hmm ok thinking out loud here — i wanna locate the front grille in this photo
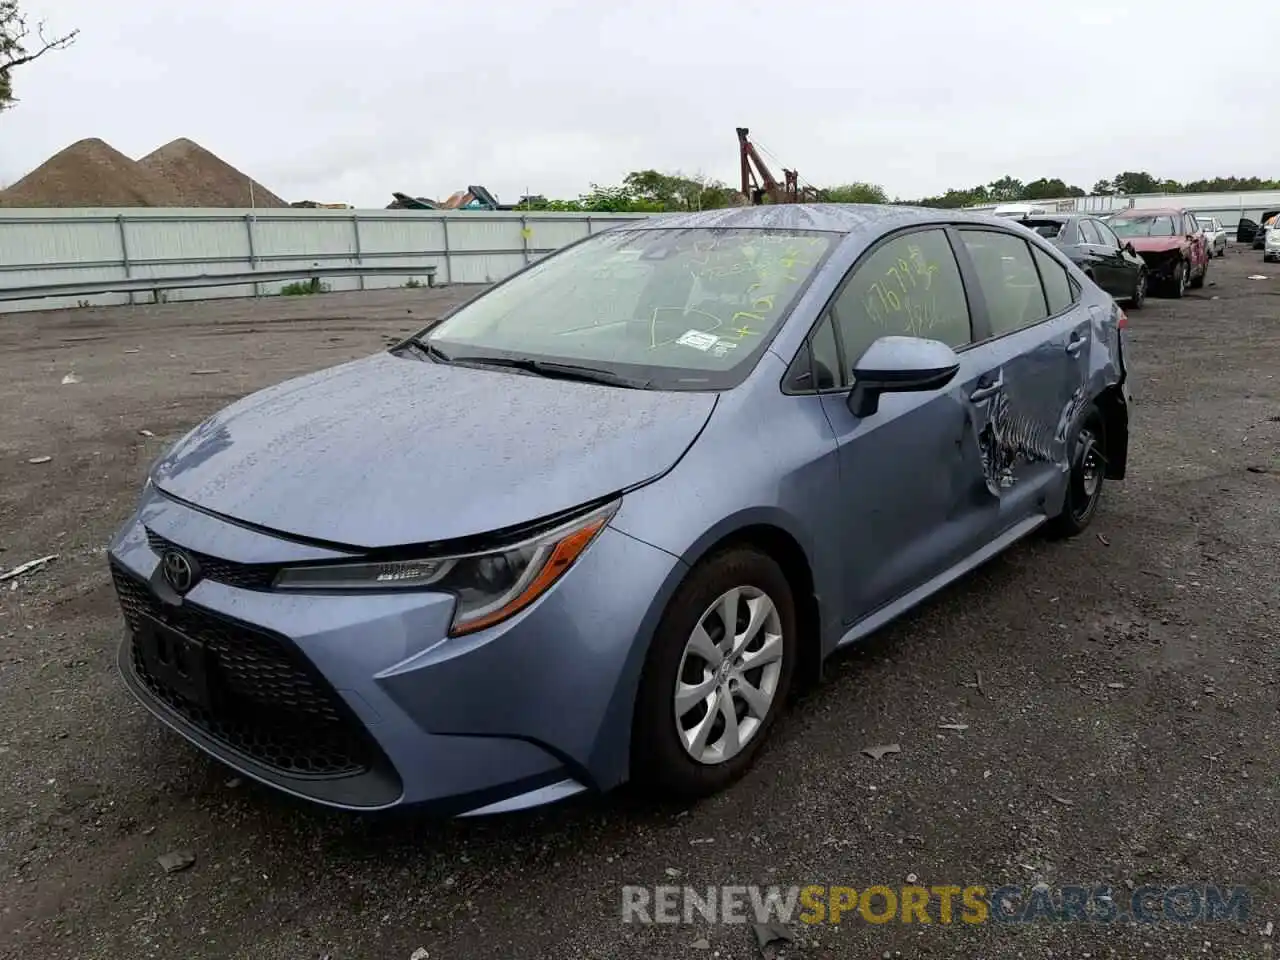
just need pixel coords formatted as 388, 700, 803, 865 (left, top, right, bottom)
112, 563, 376, 778
145, 529, 278, 590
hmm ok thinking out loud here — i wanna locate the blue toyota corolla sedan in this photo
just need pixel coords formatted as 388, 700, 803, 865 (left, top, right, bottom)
108, 205, 1129, 816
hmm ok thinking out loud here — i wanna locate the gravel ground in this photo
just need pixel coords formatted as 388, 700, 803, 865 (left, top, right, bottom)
1, 251, 1277, 960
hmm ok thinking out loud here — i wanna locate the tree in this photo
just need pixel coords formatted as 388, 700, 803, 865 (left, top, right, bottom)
916, 185, 990, 209
622, 169, 737, 212
987, 176, 1024, 202
0, 1, 78, 111
818, 182, 888, 204
1111, 171, 1161, 195
1022, 178, 1085, 200
577, 183, 665, 213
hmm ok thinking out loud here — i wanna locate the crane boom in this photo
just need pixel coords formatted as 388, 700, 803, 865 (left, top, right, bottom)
737, 126, 782, 204
737, 126, 816, 205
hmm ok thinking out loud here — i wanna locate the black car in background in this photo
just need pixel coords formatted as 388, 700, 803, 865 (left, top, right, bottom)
1017, 214, 1147, 308
1237, 208, 1280, 246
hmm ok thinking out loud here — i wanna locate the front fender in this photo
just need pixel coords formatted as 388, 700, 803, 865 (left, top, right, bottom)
609, 357, 844, 652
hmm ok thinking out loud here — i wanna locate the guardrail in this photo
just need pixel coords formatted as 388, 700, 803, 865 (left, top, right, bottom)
0, 264, 439, 303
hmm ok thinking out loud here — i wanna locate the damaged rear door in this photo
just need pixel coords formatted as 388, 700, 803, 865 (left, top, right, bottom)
952, 227, 1088, 530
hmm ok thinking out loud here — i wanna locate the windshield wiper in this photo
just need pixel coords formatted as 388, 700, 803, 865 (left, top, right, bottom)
396, 339, 453, 363
456, 355, 651, 389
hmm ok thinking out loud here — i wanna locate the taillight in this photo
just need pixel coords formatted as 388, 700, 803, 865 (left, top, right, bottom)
1117, 308, 1129, 330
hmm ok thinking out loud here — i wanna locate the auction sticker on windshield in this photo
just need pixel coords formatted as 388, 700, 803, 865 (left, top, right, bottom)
676, 330, 721, 351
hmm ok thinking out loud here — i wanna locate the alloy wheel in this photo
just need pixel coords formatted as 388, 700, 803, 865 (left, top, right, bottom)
673, 586, 784, 765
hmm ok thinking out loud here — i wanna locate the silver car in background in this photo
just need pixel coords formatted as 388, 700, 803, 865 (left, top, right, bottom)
1197, 217, 1227, 258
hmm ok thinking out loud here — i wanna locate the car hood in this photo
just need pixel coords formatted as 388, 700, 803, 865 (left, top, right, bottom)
151, 352, 717, 549
1125, 236, 1185, 253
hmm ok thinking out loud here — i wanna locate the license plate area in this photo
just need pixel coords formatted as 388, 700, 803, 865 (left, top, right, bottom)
136, 616, 215, 711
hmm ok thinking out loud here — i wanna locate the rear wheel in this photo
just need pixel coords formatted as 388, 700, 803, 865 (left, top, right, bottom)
1046, 406, 1106, 539
631, 547, 797, 799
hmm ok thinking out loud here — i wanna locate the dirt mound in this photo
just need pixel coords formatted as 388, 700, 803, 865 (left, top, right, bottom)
0, 138, 187, 208
138, 138, 287, 208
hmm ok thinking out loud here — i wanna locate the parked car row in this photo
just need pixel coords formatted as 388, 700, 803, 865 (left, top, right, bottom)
1016, 206, 1210, 302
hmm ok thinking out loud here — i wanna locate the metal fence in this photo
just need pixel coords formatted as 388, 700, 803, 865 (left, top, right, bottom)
0, 208, 651, 313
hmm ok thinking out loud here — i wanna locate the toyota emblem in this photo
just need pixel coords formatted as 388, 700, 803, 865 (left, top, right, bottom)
161, 549, 197, 594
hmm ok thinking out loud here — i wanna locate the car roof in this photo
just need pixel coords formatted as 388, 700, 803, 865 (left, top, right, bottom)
626, 203, 1027, 236
1111, 207, 1184, 218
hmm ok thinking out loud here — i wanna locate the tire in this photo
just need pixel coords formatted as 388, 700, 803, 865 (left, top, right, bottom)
630, 546, 798, 799
1167, 260, 1187, 298
1046, 406, 1106, 539
1189, 256, 1206, 289
1129, 269, 1147, 309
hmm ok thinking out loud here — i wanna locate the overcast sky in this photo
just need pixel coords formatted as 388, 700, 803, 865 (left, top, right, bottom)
3, 0, 1275, 207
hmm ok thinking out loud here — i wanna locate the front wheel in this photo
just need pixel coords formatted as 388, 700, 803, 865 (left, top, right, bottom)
1046, 407, 1106, 539
1167, 260, 1187, 298
1129, 269, 1147, 309
631, 547, 798, 799
1189, 257, 1207, 289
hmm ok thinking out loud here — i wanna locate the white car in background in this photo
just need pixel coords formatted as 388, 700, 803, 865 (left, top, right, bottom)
1197, 217, 1227, 258
1264, 222, 1280, 263
992, 202, 1052, 219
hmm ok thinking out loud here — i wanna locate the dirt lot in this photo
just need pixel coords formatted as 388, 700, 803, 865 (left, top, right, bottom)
1, 251, 1277, 960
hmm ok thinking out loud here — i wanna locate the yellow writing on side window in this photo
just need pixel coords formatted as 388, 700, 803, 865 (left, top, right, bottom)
860, 245, 946, 336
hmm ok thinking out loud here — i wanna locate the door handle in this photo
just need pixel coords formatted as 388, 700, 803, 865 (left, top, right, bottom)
969, 374, 1004, 402
1066, 334, 1088, 355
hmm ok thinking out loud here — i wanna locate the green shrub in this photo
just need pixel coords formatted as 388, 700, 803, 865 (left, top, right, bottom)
280, 278, 330, 296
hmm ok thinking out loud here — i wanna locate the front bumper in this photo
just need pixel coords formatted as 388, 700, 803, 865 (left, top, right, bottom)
1138, 252, 1184, 282
109, 487, 683, 814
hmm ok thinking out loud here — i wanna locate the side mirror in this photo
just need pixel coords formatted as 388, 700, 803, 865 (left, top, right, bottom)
847, 336, 961, 418
1123, 241, 1137, 255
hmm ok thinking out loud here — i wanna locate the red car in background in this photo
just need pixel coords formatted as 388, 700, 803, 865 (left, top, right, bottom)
1107, 207, 1209, 298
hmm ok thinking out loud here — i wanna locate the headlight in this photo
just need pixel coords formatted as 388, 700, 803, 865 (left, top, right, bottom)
273, 500, 618, 635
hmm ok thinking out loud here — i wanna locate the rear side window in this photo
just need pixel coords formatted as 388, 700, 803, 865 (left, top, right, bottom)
829, 228, 972, 366
1031, 245, 1075, 315
958, 230, 1050, 337
1023, 220, 1064, 239
1095, 221, 1121, 248
1078, 220, 1103, 245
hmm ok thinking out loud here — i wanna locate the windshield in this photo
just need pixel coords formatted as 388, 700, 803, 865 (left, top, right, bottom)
1110, 215, 1178, 238
1022, 220, 1065, 238
421, 227, 838, 390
